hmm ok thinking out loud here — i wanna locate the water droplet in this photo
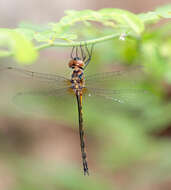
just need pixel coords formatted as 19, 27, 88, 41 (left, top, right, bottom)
119, 32, 127, 41
113, 98, 124, 103
118, 99, 124, 103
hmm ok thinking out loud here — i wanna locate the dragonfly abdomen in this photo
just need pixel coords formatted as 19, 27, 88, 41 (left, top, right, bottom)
76, 92, 89, 175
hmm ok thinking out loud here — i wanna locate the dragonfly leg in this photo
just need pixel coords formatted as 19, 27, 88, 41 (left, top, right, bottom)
76, 46, 78, 57
70, 46, 75, 59
84, 43, 94, 70
80, 43, 86, 61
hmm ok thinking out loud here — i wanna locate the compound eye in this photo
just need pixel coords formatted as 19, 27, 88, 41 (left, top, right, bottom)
74, 57, 80, 61
68, 60, 75, 68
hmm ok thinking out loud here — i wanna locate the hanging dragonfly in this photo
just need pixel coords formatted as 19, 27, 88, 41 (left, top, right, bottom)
1, 44, 145, 175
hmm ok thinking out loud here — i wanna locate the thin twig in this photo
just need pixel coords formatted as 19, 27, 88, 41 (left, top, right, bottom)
0, 33, 121, 58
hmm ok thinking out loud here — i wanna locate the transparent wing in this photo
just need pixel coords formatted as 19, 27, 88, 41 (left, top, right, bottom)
12, 87, 75, 111
84, 87, 147, 104
86, 71, 126, 83
14, 87, 71, 98
1, 67, 70, 88
11, 87, 77, 118
85, 69, 143, 87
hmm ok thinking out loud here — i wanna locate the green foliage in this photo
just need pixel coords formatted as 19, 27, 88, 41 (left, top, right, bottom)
0, 4, 170, 64
0, 3, 171, 190
138, 11, 160, 24
138, 4, 171, 23
0, 29, 38, 64
155, 4, 171, 18
8, 158, 111, 190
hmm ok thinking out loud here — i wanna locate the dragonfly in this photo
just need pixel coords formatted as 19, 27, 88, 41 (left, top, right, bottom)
1, 44, 145, 175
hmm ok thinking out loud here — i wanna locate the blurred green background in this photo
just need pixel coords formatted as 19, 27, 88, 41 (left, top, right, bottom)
0, 1, 171, 190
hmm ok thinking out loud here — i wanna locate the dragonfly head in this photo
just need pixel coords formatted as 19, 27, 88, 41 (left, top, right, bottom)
68, 57, 84, 69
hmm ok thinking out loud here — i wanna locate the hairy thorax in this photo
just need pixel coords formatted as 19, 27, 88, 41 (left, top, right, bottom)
71, 66, 85, 94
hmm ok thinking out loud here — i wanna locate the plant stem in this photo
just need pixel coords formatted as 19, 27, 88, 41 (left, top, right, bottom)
0, 33, 120, 58
36, 33, 120, 50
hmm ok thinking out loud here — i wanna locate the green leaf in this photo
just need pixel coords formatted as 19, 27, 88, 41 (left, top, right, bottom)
155, 4, 171, 18
138, 11, 160, 24
0, 29, 38, 64
99, 8, 144, 34
0, 50, 12, 57
49, 8, 144, 42
14, 28, 35, 40
18, 22, 49, 32
34, 30, 54, 42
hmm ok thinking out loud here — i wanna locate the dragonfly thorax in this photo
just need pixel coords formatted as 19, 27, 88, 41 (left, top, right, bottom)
68, 58, 84, 69
70, 66, 85, 93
